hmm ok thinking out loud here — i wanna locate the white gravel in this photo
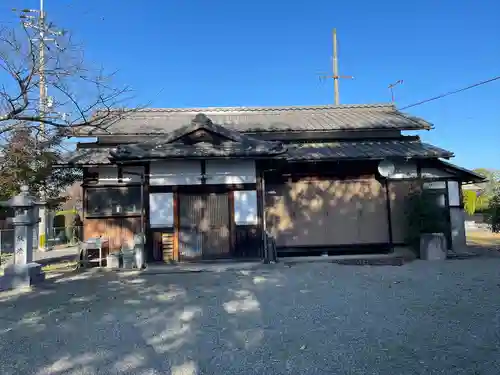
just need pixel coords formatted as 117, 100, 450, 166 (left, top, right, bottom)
1, 258, 500, 374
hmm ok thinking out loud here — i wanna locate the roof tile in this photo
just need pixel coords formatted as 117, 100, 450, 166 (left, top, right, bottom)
60, 139, 452, 166
75, 104, 432, 135
285, 140, 453, 161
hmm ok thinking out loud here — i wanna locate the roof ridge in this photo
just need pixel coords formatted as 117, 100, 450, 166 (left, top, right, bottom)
105, 103, 395, 114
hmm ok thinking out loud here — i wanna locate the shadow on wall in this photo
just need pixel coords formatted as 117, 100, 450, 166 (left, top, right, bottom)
265, 177, 390, 250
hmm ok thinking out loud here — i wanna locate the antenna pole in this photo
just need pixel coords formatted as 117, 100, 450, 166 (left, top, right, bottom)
388, 80, 404, 103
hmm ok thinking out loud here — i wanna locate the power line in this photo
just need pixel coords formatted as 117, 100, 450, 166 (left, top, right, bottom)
400, 75, 500, 110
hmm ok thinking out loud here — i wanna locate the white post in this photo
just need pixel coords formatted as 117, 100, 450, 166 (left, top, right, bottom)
37, 191, 49, 251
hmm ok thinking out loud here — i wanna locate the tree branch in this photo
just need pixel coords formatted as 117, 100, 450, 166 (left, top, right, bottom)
0, 19, 138, 137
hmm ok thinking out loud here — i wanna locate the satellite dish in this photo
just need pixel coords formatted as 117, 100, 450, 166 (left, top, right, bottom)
378, 159, 395, 177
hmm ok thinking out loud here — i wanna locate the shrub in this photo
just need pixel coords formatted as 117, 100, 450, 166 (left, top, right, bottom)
485, 185, 500, 233
463, 189, 488, 215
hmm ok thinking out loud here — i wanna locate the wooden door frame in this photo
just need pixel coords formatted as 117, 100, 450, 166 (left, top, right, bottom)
150, 183, 257, 262
175, 189, 234, 261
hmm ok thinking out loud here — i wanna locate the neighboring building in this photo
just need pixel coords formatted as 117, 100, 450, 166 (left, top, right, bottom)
60, 104, 484, 262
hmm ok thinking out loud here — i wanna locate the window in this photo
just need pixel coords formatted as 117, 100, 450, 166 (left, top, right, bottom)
447, 181, 460, 207
86, 187, 142, 216
149, 193, 174, 228
234, 190, 258, 225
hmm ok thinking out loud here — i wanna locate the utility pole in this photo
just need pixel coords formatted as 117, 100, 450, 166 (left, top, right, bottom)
332, 28, 340, 105
388, 80, 404, 103
13, 1, 64, 251
39, 0, 46, 136
319, 28, 354, 105
14, 0, 64, 138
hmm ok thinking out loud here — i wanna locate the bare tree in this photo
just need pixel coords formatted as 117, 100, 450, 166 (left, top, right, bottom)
0, 19, 133, 139
0, 16, 137, 200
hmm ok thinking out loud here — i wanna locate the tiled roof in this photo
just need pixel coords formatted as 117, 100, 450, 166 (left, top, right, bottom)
59, 139, 452, 166
110, 113, 286, 160
435, 160, 486, 183
59, 147, 115, 165
73, 104, 432, 135
283, 140, 453, 161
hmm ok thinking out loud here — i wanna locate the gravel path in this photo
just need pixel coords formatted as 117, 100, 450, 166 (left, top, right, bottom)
0, 258, 500, 375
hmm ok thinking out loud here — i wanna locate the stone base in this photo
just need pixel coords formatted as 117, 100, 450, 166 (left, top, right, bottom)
420, 233, 447, 261
0, 263, 46, 291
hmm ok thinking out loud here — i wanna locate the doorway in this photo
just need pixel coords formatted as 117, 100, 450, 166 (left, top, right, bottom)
178, 192, 231, 260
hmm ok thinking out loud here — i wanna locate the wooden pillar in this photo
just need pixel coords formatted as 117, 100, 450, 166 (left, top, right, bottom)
144, 163, 152, 262
82, 168, 88, 243
228, 190, 235, 256
255, 162, 266, 261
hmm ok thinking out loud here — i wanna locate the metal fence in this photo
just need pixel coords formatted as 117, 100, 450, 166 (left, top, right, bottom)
46, 225, 83, 247
0, 228, 15, 255
0, 225, 83, 255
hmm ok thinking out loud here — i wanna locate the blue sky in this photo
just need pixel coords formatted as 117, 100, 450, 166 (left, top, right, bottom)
2, 0, 499, 169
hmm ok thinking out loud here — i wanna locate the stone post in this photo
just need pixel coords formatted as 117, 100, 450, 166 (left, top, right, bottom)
0, 186, 45, 290
37, 191, 50, 251
134, 233, 145, 269
420, 233, 447, 260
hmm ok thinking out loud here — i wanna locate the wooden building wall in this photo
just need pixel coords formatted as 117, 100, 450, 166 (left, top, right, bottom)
80, 158, 464, 259
262, 158, 464, 253
82, 168, 144, 253
265, 176, 389, 249
84, 217, 141, 252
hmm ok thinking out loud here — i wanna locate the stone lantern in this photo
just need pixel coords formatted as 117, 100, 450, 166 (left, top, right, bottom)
0, 185, 45, 290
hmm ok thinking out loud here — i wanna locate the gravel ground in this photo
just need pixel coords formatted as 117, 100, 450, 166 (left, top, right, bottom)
0, 258, 500, 375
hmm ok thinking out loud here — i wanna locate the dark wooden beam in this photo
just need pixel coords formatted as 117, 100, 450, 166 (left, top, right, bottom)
200, 160, 207, 184
173, 192, 180, 262
228, 191, 235, 256
143, 163, 152, 262
255, 163, 266, 261
117, 166, 123, 183
87, 130, 406, 144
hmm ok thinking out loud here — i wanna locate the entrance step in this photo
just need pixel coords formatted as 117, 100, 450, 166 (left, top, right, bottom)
281, 247, 417, 267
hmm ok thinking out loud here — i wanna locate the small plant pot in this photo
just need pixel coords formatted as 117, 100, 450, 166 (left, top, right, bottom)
121, 251, 135, 269
106, 252, 121, 269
